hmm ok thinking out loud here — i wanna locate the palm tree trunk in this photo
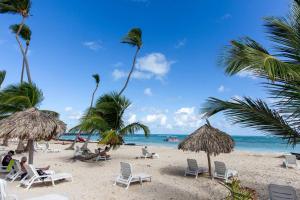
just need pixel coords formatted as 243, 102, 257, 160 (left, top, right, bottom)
28, 139, 34, 164
21, 43, 29, 83
2, 137, 8, 146
16, 140, 25, 154
81, 84, 99, 150
15, 17, 32, 84
65, 132, 80, 150
118, 47, 139, 96
207, 152, 212, 178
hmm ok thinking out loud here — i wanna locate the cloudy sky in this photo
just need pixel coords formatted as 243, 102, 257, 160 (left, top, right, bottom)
0, 0, 289, 135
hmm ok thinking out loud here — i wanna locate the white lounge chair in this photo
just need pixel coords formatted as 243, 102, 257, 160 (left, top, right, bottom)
19, 165, 72, 190
0, 179, 18, 200
141, 148, 159, 159
94, 149, 109, 161
214, 161, 238, 182
5, 160, 23, 182
44, 143, 60, 153
269, 184, 298, 200
184, 159, 208, 178
114, 162, 151, 189
74, 146, 83, 157
34, 142, 47, 151
283, 155, 298, 169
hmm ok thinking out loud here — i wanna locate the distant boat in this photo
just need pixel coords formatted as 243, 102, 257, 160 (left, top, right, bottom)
163, 136, 179, 142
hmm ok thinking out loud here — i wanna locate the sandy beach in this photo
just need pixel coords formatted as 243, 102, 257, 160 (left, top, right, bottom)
2, 142, 300, 200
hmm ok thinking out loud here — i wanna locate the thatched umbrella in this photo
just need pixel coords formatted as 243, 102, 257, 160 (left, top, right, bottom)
0, 108, 66, 164
178, 120, 234, 177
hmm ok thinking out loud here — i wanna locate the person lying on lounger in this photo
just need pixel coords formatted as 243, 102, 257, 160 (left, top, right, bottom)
97, 146, 110, 159
20, 156, 51, 179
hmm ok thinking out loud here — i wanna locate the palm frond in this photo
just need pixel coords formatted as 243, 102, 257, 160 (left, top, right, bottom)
119, 122, 150, 137
0, 0, 31, 16
92, 74, 100, 84
10, 24, 31, 41
0, 70, 6, 87
202, 97, 300, 146
0, 82, 43, 111
99, 130, 123, 149
220, 37, 300, 81
121, 28, 142, 48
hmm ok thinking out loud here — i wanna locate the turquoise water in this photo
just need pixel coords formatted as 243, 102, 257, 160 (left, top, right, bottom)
59, 134, 300, 153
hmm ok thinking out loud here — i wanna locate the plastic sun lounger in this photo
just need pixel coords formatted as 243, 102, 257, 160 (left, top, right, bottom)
114, 162, 151, 189
214, 161, 238, 183
0, 179, 18, 200
19, 165, 72, 190
44, 143, 60, 153
283, 154, 299, 169
5, 160, 24, 182
269, 184, 298, 200
184, 159, 208, 178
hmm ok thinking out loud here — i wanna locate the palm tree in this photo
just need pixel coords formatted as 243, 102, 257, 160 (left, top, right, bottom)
9, 24, 31, 83
0, 70, 6, 88
202, 0, 300, 146
0, 0, 32, 83
118, 28, 142, 96
80, 92, 150, 149
0, 82, 43, 146
66, 74, 100, 150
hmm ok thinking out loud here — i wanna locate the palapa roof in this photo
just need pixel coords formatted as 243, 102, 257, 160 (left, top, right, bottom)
178, 123, 234, 156
0, 107, 66, 140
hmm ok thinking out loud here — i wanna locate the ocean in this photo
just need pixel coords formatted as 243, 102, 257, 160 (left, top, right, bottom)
59, 134, 300, 153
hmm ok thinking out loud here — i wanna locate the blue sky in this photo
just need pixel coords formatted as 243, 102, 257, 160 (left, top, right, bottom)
0, 0, 290, 135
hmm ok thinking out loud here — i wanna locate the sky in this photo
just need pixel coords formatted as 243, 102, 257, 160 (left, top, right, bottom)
0, 0, 291, 135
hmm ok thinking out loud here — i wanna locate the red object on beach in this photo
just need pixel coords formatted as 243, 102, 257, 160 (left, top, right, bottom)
77, 136, 86, 142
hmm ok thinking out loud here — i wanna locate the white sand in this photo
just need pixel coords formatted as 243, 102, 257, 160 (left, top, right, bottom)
3, 142, 300, 200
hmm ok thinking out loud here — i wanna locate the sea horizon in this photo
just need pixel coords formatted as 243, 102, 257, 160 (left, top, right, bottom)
59, 133, 300, 153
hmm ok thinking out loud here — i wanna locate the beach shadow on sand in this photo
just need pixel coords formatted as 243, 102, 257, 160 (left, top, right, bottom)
133, 182, 213, 200
159, 165, 210, 179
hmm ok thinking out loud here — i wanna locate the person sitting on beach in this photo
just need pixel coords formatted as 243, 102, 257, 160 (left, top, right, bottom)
20, 156, 51, 179
97, 146, 110, 159
2, 150, 14, 166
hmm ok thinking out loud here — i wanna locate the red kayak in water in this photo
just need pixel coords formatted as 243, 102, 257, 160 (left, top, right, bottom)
77, 136, 86, 142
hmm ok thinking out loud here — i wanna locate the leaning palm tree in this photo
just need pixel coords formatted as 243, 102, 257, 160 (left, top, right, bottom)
10, 24, 31, 83
80, 92, 150, 149
118, 28, 142, 95
0, 0, 32, 83
66, 74, 100, 150
202, 0, 300, 146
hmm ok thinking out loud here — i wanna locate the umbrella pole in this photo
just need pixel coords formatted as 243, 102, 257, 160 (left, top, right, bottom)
207, 152, 212, 178
28, 139, 34, 164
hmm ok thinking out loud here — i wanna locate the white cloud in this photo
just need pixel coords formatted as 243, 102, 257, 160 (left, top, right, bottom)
218, 85, 225, 92
221, 13, 232, 20
68, 111, 83, 120
112, 69, 152, 80
136, 53, 173, 78
144, 114, 167, 126
127, 113, 137, 124
64, 107, 73, 112
112, 53, 173, 81
113, 62, 123, 67
175, 38, 187, 49
237, 71, 257, 80
82, 41, 103, 51
174, 107, 203, 128
144, 88, 153, 96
